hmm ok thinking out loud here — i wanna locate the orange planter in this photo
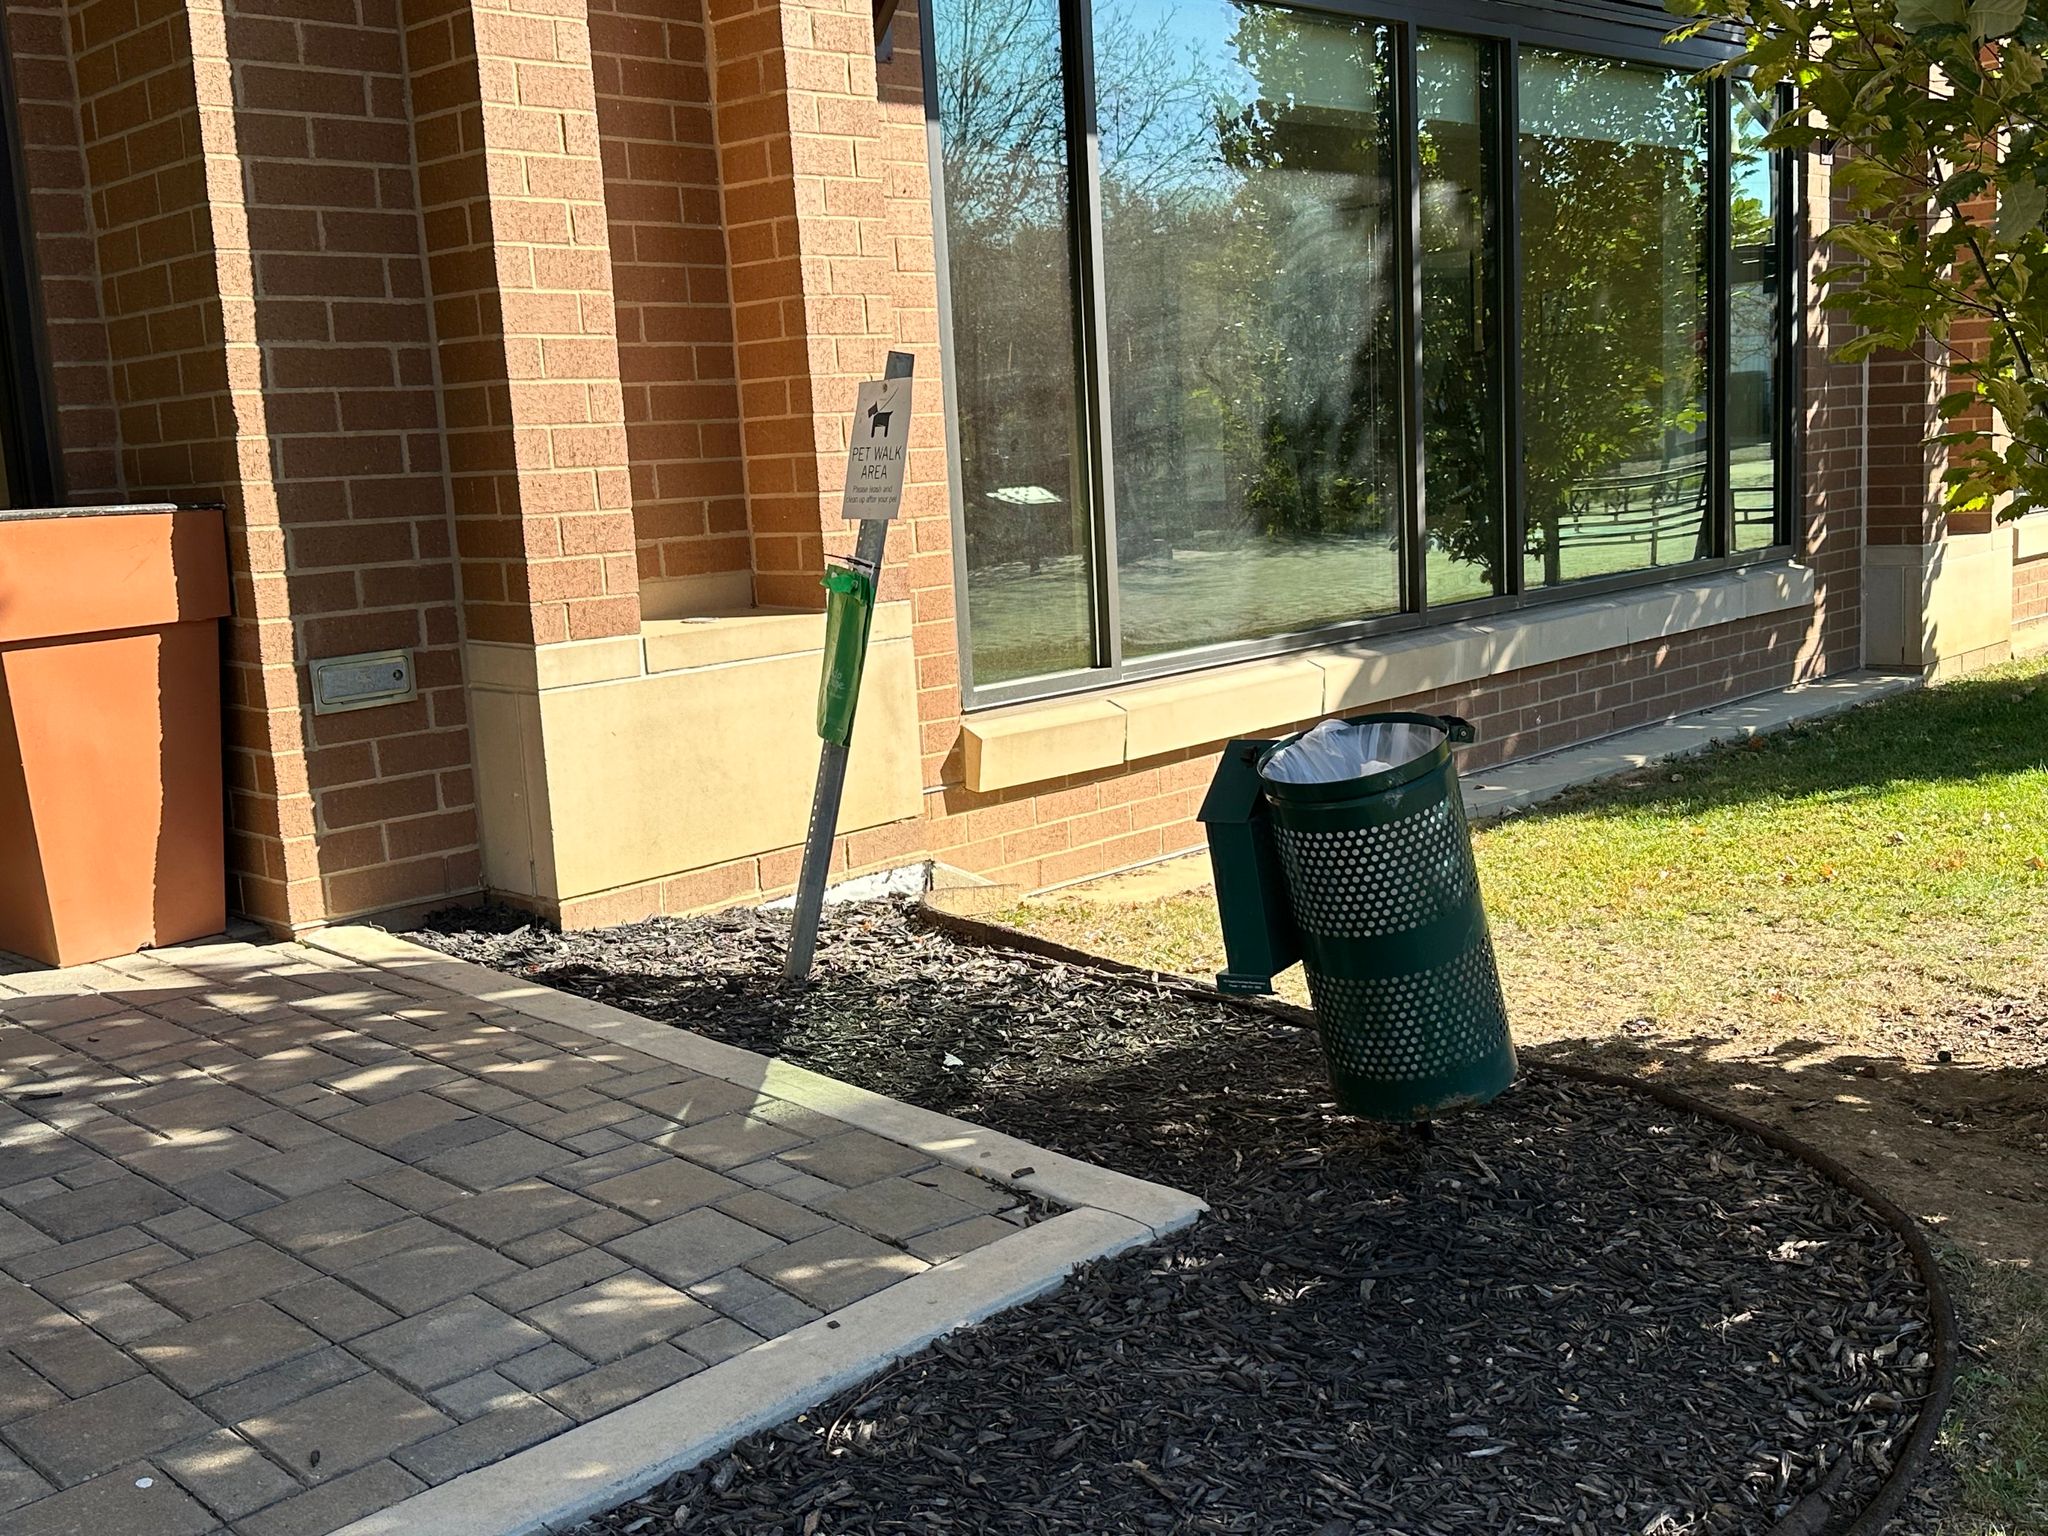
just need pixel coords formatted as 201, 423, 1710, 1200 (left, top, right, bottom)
0, 506, 230, 966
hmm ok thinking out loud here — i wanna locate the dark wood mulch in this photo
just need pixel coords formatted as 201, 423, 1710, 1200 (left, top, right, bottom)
413, 902, 1939, 1535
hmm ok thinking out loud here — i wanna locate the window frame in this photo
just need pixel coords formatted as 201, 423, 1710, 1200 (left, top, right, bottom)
0, 39, 61, 508
924, 0, 1801, 711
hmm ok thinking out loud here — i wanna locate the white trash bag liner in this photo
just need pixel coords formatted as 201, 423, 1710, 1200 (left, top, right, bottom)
1261, 718, 1443, 785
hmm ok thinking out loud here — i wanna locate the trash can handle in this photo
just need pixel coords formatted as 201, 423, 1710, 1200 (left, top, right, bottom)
1439, 715, 1475, 745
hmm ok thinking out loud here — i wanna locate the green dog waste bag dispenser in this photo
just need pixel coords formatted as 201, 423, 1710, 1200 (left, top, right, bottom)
1199, 713, 1516, 1121
815, 561, 874, 747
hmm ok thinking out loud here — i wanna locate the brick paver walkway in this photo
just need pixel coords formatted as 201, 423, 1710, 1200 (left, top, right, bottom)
0, 938, 1029, 1536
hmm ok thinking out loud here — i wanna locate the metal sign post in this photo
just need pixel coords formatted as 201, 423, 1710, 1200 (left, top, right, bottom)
783, 350, 914, 984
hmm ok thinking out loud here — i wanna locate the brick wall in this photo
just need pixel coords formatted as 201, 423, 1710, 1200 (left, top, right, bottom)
68, 0, 224, 496
2018, 547, 2048, 628
1864, 186, 1982, 545
1, 0, 120, 499
220, 0, 479, 920
403, 0, 641, 648
705, 0, 898, 608
1861, 346, 1942, 548
65, 0, 320, 921
587, 0, 750, 609
915, 609, 1834, 892
535, 1, 947, 930
49, 0, 486, 925
1801, 155, 1864, 667
876, 13, 959, 794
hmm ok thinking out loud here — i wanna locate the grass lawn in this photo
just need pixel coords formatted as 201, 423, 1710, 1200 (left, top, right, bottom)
1002, 656, 2048, 1533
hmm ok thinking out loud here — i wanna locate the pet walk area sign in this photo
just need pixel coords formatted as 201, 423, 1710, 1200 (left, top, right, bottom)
786, 353, 914, 985
840, 377, 910, 521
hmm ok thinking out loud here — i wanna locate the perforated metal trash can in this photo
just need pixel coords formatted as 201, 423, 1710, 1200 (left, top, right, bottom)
1257, 713, 1516, 1121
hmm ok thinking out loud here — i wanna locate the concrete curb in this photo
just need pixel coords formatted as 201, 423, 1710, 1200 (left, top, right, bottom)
300, 925, 1205, 1241
332, 1206, 1152, 1536
1463, 670, 1920, 824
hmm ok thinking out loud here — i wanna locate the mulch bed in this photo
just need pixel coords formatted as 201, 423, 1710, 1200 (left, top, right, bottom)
413, 902, 1941, 1536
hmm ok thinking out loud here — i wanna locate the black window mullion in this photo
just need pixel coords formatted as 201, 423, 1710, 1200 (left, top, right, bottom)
1709, 74, 1731, 560
1061, 0, 1122, 674
1397, 24, 1426, 618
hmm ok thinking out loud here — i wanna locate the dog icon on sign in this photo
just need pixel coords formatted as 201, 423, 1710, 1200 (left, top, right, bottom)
867, 400, 894, 438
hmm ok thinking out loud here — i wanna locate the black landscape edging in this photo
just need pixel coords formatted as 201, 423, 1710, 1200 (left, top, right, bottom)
914, 902, 1961, 1536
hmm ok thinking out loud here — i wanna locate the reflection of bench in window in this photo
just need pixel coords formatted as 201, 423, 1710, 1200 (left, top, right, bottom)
1732, 479, 1776, 544
1535, 465, 1709, 570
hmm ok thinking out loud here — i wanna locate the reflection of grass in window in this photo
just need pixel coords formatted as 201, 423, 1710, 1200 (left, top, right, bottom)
1519, 51, 1707, 588
1731, 442, 1778, 549
966, 448, 1785, 682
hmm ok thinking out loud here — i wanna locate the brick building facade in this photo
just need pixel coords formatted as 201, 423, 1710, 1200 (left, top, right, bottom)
0, 0, 2043, 939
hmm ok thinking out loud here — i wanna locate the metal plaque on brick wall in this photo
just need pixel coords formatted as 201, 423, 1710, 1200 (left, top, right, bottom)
311, 649, 416, 715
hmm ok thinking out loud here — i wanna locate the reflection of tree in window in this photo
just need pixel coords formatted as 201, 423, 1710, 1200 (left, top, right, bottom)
1099, 0, 1403, 657
930, 0, 1095, 684
1519, 49, 1708, 588
1729, 79, 1781, 551
1418, 32, 1502, 604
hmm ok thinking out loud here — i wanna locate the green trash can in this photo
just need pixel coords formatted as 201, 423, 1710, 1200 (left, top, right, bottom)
1199, 713, 1516, 1121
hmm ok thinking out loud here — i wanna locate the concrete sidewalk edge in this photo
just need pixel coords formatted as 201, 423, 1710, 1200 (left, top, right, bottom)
331, 1207, 1151, 1536
1461, 669, 1921, 823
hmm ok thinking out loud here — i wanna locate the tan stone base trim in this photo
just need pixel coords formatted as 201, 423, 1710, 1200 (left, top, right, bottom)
963, 562, 1818, 793
465, 605, 923, 917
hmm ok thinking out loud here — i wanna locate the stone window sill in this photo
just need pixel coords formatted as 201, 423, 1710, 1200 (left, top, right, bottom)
961, 562, 1817, 794
467, 603, 913, 693
2016, 514, 2048, 562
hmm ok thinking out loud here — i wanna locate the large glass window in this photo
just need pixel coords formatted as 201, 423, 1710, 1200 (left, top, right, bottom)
1418, 32, 1503, 605
927, 3, 1798, 701
929, 0, 1097, 686
1100, 2, 1402, 656
1729, 78, 1786, 552
1518, 49, 1708, 587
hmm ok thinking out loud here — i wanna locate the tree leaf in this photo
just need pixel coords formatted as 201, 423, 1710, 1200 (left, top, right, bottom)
2003, 43, 2046, 88
1969, 0, 2027, 39
1895, 0, 1964, 31
1997, 176, 2048, 242
1936, 167, 1991, 206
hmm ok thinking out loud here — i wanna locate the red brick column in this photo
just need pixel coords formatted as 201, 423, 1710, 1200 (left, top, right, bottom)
65, 0, 319, 925
704, 0, 899, 607
1861, 345, 1944, 551
588, 0, 750, 614
62, 0, 491, 926
404, 0, 641, 646
214, 0, 483, 920
1796, 153, 1871, 674
874, 11, 956, 785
